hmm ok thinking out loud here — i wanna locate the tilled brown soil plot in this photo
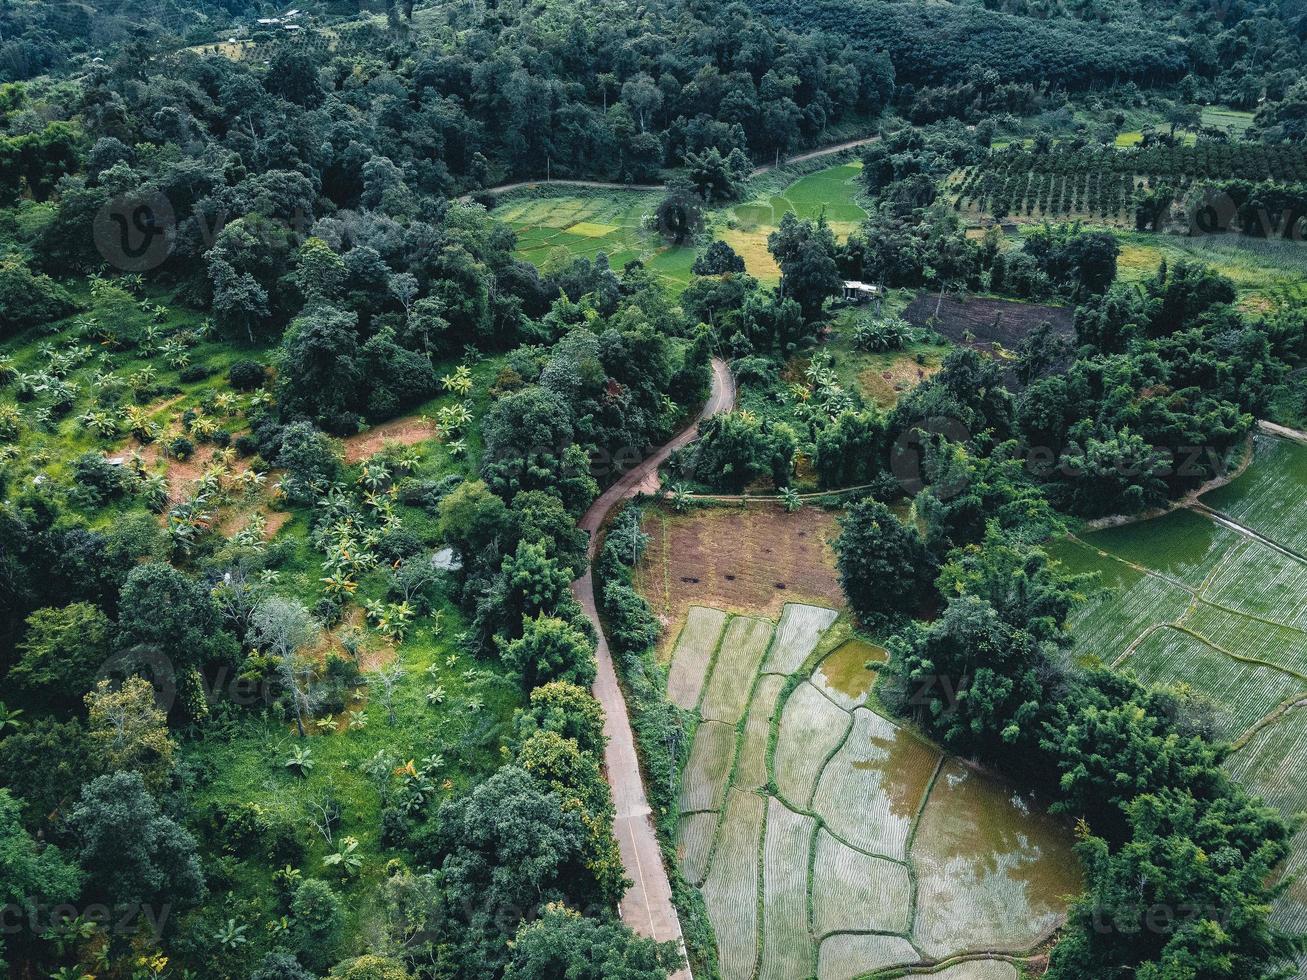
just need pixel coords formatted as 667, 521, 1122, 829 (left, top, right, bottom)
904, 292, 1074, 352
632, 502, 844, 656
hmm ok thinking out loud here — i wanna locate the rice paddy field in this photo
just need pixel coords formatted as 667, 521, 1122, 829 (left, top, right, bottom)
494, 161, 868, 290
1048, 433, 1307, 976
669, 602, 1082, 980
492, 190, 701, 291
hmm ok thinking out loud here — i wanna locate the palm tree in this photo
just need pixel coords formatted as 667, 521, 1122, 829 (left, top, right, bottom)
779, 486, 803, 512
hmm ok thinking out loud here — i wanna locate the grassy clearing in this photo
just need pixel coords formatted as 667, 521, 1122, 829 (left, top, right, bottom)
1202, 106, 1256, 136
1112, 230, 1307, 310
495, 189, 699, 292
723, 162, 868, 283
495, 161, 869, 289
666, 605, 729, 707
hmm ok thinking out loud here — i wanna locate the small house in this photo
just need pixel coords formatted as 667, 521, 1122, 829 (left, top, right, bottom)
842, 280, 880, 303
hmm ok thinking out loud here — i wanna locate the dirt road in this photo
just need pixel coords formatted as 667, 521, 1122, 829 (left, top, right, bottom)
469, 133, 879, 199
571, 358, 735, 978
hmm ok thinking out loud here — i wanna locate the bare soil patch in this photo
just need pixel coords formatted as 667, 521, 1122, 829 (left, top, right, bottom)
342, 414, 438, 464
633, 502, 844, 655
857, 352, 943, 408
903, 293, 1074, 352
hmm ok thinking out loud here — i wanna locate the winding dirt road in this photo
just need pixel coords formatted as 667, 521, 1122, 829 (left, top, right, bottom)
572, 358, 735, 977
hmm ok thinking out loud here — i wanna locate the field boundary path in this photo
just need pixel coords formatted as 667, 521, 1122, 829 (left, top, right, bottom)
572, 358, 735, 978
1259, 419, 1307, 445
467, 133, 879, 199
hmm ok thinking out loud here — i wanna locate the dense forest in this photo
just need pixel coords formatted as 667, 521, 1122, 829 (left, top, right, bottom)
3, 0, 1307, 978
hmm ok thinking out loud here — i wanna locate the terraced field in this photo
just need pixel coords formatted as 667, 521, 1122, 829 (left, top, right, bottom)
668, 603, 1081, 980
495, 161, 868, 289
493, 191, 700, 291
1049, 433, 1307, 977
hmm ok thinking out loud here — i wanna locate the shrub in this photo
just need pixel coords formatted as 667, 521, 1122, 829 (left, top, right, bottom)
70, 451, 126, 506
228, 359, 269, 391
0, 255, 75, 337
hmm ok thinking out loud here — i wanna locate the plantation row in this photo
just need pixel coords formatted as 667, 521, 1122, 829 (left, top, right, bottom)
983, 143, 1307, 182
952, 168, 1142, 219
951, 141, 1307, 220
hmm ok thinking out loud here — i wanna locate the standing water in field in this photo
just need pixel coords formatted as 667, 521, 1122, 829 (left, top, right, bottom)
672, 603, 1082, 979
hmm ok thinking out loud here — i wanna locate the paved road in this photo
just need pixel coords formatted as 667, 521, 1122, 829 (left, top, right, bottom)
469, 132, 879, 199
571, 358, 735, 978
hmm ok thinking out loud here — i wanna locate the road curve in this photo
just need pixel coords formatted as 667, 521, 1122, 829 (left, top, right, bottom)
571, 358, 735, 977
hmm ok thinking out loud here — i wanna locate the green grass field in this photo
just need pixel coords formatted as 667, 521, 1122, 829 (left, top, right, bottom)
1049, 435, 1307, 976
495, 190, 700, 291
0, 278, 519, 948
1111, 229, 1307, 310
672, 602, 1080, 980
496, 161, 869, 289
